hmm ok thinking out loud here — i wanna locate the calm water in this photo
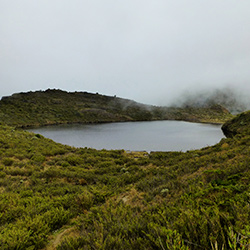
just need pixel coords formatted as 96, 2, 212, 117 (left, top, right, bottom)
27, 121, 224, 152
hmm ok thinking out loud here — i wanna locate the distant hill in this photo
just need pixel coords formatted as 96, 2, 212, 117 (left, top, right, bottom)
174, 87, 249, 114
0, 89, 232, 127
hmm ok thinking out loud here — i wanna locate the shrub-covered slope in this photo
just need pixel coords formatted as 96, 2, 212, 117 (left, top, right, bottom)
222, 110, 250, 138
0, 110, 250, 249
0, 89, 232, 127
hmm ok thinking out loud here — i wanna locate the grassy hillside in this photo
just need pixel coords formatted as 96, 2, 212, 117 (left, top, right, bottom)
1, 109, 250, 249
222, 111, 250, 138
0, 89, 232, 127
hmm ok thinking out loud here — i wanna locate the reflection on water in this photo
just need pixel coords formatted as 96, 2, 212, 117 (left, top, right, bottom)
27, 121, 224, 152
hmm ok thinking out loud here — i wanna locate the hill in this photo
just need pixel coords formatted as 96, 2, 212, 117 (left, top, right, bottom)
0, 89, 232, 127
174, 87, 249, 115
222, 110, 250, 138
0, 101, 250, 248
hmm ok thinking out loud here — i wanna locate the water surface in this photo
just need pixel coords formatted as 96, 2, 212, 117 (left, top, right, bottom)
27, 121, 224, 152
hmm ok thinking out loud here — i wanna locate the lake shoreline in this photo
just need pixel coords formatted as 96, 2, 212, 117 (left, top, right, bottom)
26, 120, 224, 152
21, 117, 225, 130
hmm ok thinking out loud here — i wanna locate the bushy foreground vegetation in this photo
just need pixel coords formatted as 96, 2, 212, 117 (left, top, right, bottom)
0, 89, 232, 127
0, 89, 244, 249
1, 108, 250, 249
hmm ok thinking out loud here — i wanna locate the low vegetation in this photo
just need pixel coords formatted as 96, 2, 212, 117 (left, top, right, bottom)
0, 89, 232, 127
222, 110, 250, 138
1, 89, 248, 249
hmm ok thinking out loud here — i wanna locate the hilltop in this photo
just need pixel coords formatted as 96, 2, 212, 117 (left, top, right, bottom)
0, 89, 232, 127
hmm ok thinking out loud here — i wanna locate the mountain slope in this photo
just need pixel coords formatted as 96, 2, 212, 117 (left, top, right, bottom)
0, 89, 232, 127
222, 110, 250, 138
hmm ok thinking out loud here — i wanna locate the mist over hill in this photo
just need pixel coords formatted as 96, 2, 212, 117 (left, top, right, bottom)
0, 89, 232, 127
171, 86, 250, 114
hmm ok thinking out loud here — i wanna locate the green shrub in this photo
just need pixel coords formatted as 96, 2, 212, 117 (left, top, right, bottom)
43, 207, 71, 231
2, 158, 14, 166
0, 215, 50, 249
31, 154, 46, 164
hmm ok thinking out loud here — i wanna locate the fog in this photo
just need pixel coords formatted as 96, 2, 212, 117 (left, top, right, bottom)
171, 85, 250, 114
1, 1, 250, 106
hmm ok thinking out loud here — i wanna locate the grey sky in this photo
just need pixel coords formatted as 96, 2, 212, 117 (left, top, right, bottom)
1, 0, 250, 105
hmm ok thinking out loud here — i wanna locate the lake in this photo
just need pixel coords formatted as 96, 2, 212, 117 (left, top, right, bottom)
26, 121, 225, 152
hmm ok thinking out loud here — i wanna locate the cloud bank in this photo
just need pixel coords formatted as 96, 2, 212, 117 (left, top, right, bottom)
1, 0, 250, 105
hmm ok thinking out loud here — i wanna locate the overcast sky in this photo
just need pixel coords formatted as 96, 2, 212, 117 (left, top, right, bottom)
1, 1, 250, 105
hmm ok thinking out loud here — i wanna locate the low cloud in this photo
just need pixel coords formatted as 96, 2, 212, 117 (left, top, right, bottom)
170, 85, 250, 114
0, 1, 250, 107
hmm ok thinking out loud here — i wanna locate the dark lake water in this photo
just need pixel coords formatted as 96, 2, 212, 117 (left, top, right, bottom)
27, 121, 225, 152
